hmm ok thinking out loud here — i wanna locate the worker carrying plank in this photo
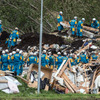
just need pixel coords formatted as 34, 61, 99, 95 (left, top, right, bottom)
91, 18, 99, 29
69, 16, 77, 37
76, 18, 85, 38
57, 11, 63, 34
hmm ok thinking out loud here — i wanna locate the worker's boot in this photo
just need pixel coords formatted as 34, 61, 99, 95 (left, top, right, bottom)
58, 31, 61, 35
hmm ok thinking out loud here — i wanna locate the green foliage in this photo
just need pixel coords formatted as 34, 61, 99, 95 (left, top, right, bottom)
0, 0, 100, 34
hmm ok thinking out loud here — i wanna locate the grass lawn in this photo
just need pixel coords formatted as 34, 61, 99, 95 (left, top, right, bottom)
0, 78, 100, 100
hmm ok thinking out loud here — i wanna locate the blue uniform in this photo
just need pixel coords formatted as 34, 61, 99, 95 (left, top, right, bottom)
9, 30, 19, 47
55, 55, 63, 69
0, 56, 2, 70
63, 56, 68, 61
19, 55, 25, 74
9, 55, 14, 71
74, 57, 80, 65
41, 54, 49, 68
57, 14, 63, 31
91, 54, 98, 60
69, 56, 75, 67
1, 54, 10, 71
77, 20, 83, 37
0, 24, 2, 33
69, 19, 77, 35
91, 20, 99, 29
80, 54, 89, 63
27, 55, 38, 65
5, 38, 12, 49
12, 53, 22, 75
49, 55, 54, 69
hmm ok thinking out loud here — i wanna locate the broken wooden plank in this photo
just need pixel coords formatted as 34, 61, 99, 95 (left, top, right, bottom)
27, 64, 34, 81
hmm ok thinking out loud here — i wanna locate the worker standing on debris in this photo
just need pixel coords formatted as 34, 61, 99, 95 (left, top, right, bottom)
27, 52, 37, 66
19, 50, 25, 74
69, 16, 77, 37
48, 52, 54, 69
41, 50, 49, 68
90, 51, 98, 61
55, 52, 63, 69
91, 18, 99, 29
1, 50, 10, 71
77, 18, 85, 38
79, 50, 89, 63
9, 27, 19, 47
57, 11, 63, 34
11, 49, 22, 75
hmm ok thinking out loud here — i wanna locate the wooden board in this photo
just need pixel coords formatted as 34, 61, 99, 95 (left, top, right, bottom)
0, 70, 5, 77
61, 73, 79, 93
32, 64, 53, 80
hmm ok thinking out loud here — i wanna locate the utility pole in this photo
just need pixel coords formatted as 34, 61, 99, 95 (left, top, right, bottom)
37, 0, 43, 94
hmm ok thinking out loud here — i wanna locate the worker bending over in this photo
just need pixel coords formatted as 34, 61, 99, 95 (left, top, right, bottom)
69, 16, 77, 37
9, 27, 19, 47
57, 11, 63, 34
91, 18, 99, 29
77, 18, 85, 38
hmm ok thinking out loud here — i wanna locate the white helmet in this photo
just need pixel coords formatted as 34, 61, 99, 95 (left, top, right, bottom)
2, 50, 5, 54
59, 11, 63, 15
92, 18, 96, 21
12, 51, 16, 54
74, 16, 77, 19
9, 53, 12, 56
77, 53, 80, 56
82, 50, 85, 53
15, 27, 18, 30
16, 49, 20, 52
33, 53, 37, 56
82, 18, 85, 21
19, 50, 23, 54
5, 49, 9, 53
43, 50, 46, 54
64, 52, 67, 56
57, 52, 61, 55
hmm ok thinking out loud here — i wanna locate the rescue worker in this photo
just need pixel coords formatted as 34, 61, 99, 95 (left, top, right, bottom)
91, 18, 99, 29
48, 52, 54, 69
19, 50, 25, 74
69, 16, 77, 36
0, 20, 2, 43
69, 54, 75, 67
90, 51, 98, 61
27, 52, 37, 66
1, 50, 10, 71
8, 53, 13, 71
11, 49, 22, 75
9, 27, 19, 47
57, 11, 63, 34
74, 54, 80, 65
41, 50, 49, 68
79, 50, 89, 64
77, 18, 85, 38
63, 52, 68, 61
5, 38, 12, 49
55, 52, 63, 70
